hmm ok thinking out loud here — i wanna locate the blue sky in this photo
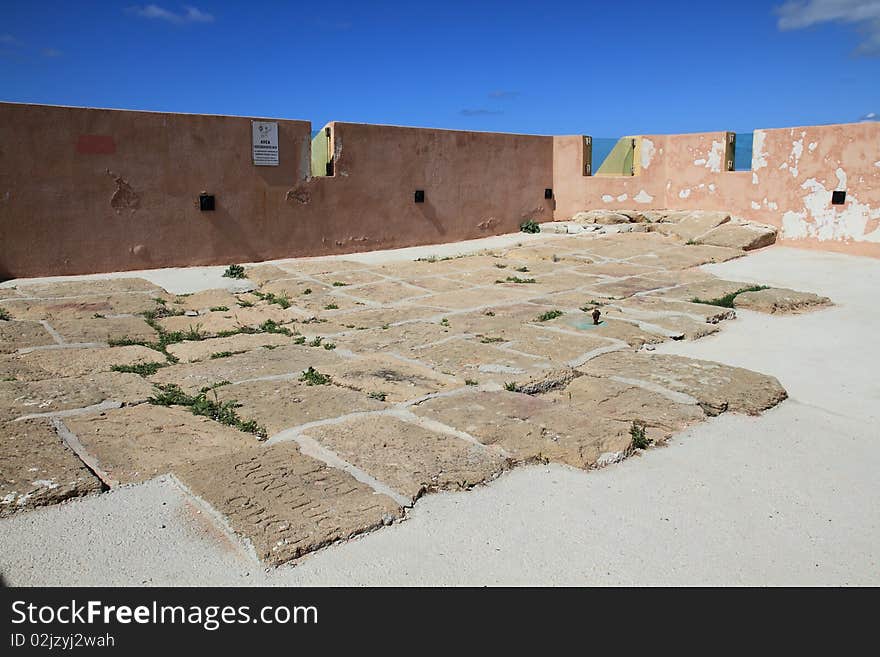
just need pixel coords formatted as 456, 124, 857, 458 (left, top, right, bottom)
1, 1, 878, 136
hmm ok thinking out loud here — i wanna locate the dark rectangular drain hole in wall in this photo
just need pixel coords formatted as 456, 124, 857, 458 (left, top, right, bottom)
831, 190, 846, 205
414, 190, 425, 203
544, 188, 553, 199
199, 194, 215, 211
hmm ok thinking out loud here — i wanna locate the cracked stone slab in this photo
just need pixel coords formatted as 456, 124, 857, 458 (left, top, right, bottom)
607, 295, 736, 324
694, 222, 777, 251
649, 210, 730, 241
0, 418, 103, 517
628, 244, 744, 270
157, 306, 303, 336
733, 287, 832, 314
332, 305, 446, 329
0, 320, 57, 353
332, 322, 452, 353
148, 344, 344, 393
167, 289, 241, 313
50, 316, 158, 344
243, 264, 302, 286
65, 405, 257, 485
0, 294, 164, 320
589, 270, 711, 299
166, 333, 302, 363
310, 269, 387, 288
214, 379, 388, 435
407, 337, 552, 384
411, 390, 634, 470
176, 442, 403, 566
653, 279, 757, 304
303, 415, 507, 502
501, 326, 618, 364
544, 375, 705, 434
323, 354, 461, 402
0, 345, 164, 381
0, 372, 154, 422
13, 278, 163, 298
577, 351, 787, 416
556, 314, 667, 348
338, 280, 432, 305
424, 286, 540, 310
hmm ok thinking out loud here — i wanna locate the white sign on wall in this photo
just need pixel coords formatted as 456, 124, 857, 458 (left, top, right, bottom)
252, 121, 279, 166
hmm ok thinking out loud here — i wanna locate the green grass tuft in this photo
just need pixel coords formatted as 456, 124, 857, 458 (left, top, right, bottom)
299, 367, 331, 386
222, 264, 246, 279
520, 219, 540, 234
110, 362, 166, 376
536, 309, 563, 322
690, 285, 770, 308
630, 420, 652, 449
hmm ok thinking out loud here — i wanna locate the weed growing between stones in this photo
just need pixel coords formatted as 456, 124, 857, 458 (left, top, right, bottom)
480, 336, 505, 343
237, 299, 254, 308
691, 285, 770, 308
209, 306, 229, 312
222, 264, 246, 279
300, 367, 331, 386
253, 290, 291, 309
368, 391, 387, 401
110, 362, 167, 376
332, 281, 347, 287
520, 219, 540, 234
504, 381, 518, 392
148, 383, 268, 439
536, 310, 563, 322
210, 350, 246, 359
630, 420, 651, 449
496, 276, 537, 284
324, 303, 339, 310
465, 379, 478, 386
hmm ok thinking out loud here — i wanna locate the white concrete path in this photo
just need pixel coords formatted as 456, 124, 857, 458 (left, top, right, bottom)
1, 246, 877, 586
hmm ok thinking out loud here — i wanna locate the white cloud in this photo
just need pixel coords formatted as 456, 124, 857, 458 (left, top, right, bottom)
128, 5, 214, 24
776, 0, 880, 54
859, 111, 878, 120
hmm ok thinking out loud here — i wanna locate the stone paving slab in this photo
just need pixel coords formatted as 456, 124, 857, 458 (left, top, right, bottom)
411, 390, 633, 470
0, 345, 163, 380
607, 295, 736, 324
214, 379, 388, 435
148, 344, 344, 393
578, 351, 787, 416
653, 278, 756, 303
336, 280, 432, 305
628, 244, 744, 270
556, 314, 667, 348
332, 306, 446, 329
502, 325, 618, 364
323, 354, 460, 402
0, 320, 57, 353
166, 333, 301, 363
50, 315, 158, 344
0, 372, 154, 422
0, 294, 163, 320
733, 287, 832, 314
310, 270, 388, 288
167, 289, 241, 313
13, 278, 163, 298
177, 442, 403, 565
65, 405, 257, 485
303, 415, 507, 501
407, 337, 552, 384
0, 418, 103, 517
694, 222, 777, 251
332, 322, 452, 352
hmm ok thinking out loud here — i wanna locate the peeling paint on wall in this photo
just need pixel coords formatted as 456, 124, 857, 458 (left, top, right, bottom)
640, 138, 656, 169
752, 130, 768, 170
706, 140, 723, 173
782, 176, 880, 242
633, 190, 653, 203
601, 194, 614, 203
616, 193, 628, 202
679, 188, 691, 199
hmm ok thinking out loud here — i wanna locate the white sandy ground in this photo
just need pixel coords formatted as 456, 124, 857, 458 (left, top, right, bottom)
1, 246, 878, 586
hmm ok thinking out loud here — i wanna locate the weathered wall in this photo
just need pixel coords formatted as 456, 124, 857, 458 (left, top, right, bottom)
0, 103, 553, 278
553, 122, 880, 257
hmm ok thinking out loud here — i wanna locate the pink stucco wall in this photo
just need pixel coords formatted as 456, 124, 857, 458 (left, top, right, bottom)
0, 103, 553, 278
553, 122, 880, 257
2, 101, 877, 280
